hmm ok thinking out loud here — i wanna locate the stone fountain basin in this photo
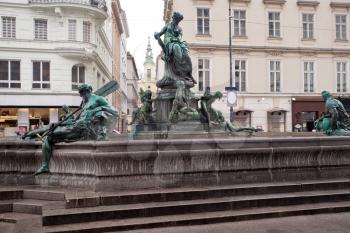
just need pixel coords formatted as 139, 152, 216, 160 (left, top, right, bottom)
0, 136, 349, 191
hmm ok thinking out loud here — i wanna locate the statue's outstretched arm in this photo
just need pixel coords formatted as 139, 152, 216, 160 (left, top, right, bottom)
154, 25, 167, 39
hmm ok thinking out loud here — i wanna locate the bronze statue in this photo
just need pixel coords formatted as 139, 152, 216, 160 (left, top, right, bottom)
199, 89, 256, 133
21, 105, 74, 141
130, 89, 154, 125
154, 12, 196, 90
23, 84, 118, 175
169, 80, 199, 123
315, 90, 350, 136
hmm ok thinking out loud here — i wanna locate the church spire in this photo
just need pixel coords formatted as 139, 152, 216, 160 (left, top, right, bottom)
144, 37, 155, 65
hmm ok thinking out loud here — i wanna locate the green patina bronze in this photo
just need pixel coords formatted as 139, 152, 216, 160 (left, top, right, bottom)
199, 89, 256, 133
169, 80, 199, 123
154, 12, 196, 90
315, 90, 350, 136
22, 83, 118, 175
130, 88, 154, 125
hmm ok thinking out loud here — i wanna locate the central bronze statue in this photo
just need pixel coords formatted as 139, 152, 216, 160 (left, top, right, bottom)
154, 12, 196, 91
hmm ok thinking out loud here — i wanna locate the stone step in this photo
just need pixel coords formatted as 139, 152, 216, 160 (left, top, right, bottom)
96, 179, 350, 207
23, 189, 66, 201
0, 189, 22, 200
0, 201, 13, 213
13, 199, 66, 215
44, 201, 350, 233
0, 212, 43, 233
0, 212, 41, 224
43, 189, 350, 226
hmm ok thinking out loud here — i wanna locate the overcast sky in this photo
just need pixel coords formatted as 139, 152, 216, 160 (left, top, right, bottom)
120, 0, 164, 74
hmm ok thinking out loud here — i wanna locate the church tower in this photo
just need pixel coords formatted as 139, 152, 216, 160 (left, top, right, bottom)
139, 37, 157, 95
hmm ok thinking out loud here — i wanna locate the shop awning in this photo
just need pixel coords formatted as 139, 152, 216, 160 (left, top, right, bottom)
234, 108, 254, 113
267, 107, 288, 113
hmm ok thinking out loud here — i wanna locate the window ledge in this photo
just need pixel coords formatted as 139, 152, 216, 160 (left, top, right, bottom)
196, 34, 212, 38
335, 39, 349, 43
233, 35, 248, 39
0, 37, 16, 40
267, 36, 282, 41
301, 38, 316, 42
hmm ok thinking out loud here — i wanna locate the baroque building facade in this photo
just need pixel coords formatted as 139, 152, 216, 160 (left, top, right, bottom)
0, 0, 113, 136
111, 0, 129, 133
126, 52, 139, 129
163, 0, 350, 132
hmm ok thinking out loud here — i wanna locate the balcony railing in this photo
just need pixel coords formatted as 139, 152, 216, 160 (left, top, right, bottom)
29, 0, 107, 12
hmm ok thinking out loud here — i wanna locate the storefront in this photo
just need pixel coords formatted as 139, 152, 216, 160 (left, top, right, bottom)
267, 108, 287, 132
291, 97, 325, 132
0, 107, 73, 137
234, 109, 253, 128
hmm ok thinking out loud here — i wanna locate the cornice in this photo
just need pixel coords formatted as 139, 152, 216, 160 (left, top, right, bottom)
297, 1, 320, 7
189, 43, 350, 56
0, 45, 112, 77
111, 1, 124, 34
193, 0, 215, 4
263, 0, 286, 6
330, 2, 350, 9
0, 91, 79, 96
231, 0, 251, 3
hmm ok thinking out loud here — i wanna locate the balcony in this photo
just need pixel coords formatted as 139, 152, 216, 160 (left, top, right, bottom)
29, 0, 108, 19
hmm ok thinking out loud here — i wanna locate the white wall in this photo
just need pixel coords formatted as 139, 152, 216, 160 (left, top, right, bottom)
0, 1, 112, 107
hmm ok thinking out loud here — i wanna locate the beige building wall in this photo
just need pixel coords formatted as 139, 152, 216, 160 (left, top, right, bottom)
164, 0, 350, 132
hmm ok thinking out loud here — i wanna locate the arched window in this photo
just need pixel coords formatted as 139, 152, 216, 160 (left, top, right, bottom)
72, 65, 85, 90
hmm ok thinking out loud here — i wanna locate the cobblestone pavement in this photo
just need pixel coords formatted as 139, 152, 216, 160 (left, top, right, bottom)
120, 213, 350, 233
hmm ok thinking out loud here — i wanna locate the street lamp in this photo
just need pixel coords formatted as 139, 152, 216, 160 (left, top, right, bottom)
226, 0, 237, 122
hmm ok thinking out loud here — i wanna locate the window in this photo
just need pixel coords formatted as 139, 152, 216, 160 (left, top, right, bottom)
34, 19, 47, 40
32, 61, 50, 89
0, 60, 20, 88
302, 14, 314, 39
197, 8, 210, 35
304, 61, 314, 92
337, 62, 347, 92
270, 61, 281, 92
234, 60, 246, 91
198, 58, 210, 91
336, 15, 347, 40
2, 17, 16, 38
72, 65, 85, 90
147, 69, 151, 81
268, 12, 280, 38
83, 21, 91, 42
233, 10, 246, 37
68, 19, 77, 41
